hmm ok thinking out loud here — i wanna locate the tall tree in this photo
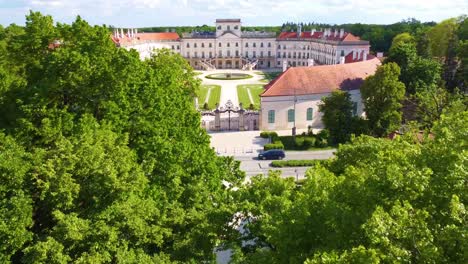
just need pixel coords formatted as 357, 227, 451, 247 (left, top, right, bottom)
319, 91, 364, 144
360, 63, 406, 136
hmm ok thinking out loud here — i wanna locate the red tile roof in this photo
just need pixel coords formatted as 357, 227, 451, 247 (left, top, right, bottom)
261, 58, 381, 97
277, 31, 362, 42
112, 32, 180, 45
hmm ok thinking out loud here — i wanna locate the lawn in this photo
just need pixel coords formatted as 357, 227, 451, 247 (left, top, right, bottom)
196, 85, 221, 109
237, 84, 265, 109
257, 71, 282, 83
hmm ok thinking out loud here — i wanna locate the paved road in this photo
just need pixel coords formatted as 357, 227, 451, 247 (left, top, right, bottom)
230, 149, 336, 179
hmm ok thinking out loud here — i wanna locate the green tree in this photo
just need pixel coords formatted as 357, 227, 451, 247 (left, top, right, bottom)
390, 32, 415, 48
360, 63, 406, 136
319, 91, 364, 144
427, 18, 458, 58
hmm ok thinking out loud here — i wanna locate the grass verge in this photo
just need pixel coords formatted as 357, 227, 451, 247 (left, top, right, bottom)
270, 160, 322, 168
237, 84, 264, 109
197, 85, 221, 109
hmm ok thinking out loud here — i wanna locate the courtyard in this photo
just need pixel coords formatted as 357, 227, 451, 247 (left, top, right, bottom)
195, 69, 281, 110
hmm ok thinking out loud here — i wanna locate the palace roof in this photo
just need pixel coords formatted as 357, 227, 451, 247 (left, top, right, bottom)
261, 58, 381, 97
112, 32, 180, 45
277, 31, 363, 42
216, 19, 241, 23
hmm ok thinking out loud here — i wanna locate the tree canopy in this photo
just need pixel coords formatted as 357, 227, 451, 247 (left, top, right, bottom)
0, 11, 244, 263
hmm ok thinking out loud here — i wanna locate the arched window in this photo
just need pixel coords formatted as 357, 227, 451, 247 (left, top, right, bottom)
268, 110, 275, 123
288, 109, 295, 122
307, 108, 313, 121
186, 43, 190, 48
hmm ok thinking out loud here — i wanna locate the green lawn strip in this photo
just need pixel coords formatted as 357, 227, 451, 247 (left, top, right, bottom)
207, 85, 221, 109
236, 85, 251, 108
270, 159, 323, 168
197, 85, 220, 109
262, 72, 282, 81
237, 84, 264, 109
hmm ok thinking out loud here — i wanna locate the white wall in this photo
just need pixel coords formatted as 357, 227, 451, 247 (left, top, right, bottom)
260, 90, 363, 131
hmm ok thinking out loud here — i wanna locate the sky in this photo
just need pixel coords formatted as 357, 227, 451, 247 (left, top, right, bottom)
0, 0, 467, 27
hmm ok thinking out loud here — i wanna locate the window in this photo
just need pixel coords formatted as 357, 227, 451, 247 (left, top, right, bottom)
217, 26, 221, 30
209, 52, 212, 58
194, 51, 197, 58
194, 43, 197, 48
234, 25, 239, 29
288, 109, 295, 122
227, 50, 231, 57
278, 45, 281, 49
353, 102, 358, 116
227, 25, 231, 30
235, 50, 239, 57
277, 61, 281, 65
209, 43, 212, 48
227, 42, 230, 47
201, 43, 204, 48
177, 45, 180, 50
171, 45, 174, 50
202, 51, 205, 58
260, 51, 263, 57
268, 51, 271, 57
235, 42, 239, 47
253, 43, 256, 48
218, 50, 222, 57
186, 52, 190, 58
219, 42, 221, 47
307, 108, 313, 121
186, 43, 190, 48
277, 52, 281, 57
260, 42, 264, 48
268, 42, 271, 47
253, 51, 256, 57
268, 110, 275, 123
245, 42, 249, 47
245, 51, 248, 57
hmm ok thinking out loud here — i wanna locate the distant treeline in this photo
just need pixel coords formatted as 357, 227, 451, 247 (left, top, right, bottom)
135, 18, 436, 53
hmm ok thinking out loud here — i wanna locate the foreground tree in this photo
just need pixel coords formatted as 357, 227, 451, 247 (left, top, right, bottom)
0, 12, 244, 263
230, 108, 467, 263
360, 63, 406, 136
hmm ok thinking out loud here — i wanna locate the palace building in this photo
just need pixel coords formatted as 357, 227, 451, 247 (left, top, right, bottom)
111, 19, 371, 70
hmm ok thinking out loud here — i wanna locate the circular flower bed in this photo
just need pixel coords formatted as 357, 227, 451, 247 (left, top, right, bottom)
205, 73, 253, 80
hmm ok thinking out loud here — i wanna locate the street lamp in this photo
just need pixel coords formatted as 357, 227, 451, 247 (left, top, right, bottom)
292, 86, 297, 138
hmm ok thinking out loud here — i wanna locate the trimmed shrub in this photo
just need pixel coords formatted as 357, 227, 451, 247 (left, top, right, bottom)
202, 102, 209, 110
303, 137, 316, 149
294, 137, 304, 148
260, 131, 278, 140
264, 142, 284, 151
315, 138, 328, 148
271, 159, 320, 167
317, 129, 330, 140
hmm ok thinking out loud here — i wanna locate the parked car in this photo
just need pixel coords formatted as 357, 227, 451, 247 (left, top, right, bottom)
258, 149, 285, 160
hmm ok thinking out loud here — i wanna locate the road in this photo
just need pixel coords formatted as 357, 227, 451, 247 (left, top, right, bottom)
228, 149, 336, 179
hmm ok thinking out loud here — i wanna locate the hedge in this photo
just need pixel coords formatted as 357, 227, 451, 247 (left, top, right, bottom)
270, 160, 320, 168
260, 131, 278, 139
263, 142, 284, 151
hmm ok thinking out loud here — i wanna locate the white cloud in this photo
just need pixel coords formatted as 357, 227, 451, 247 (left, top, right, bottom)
1, 0, 466, 26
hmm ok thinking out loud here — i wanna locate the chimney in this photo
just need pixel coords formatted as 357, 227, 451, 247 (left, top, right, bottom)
339, 28, 344, 38
311, 28, 315, 35
308, 59, 314, 67
120, 28, 124, 38
282, 60, 288, 72
340, 56, 345, 64
297, 24, 302, 38
334, 29, 339, 38
135, 28, 138, 35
